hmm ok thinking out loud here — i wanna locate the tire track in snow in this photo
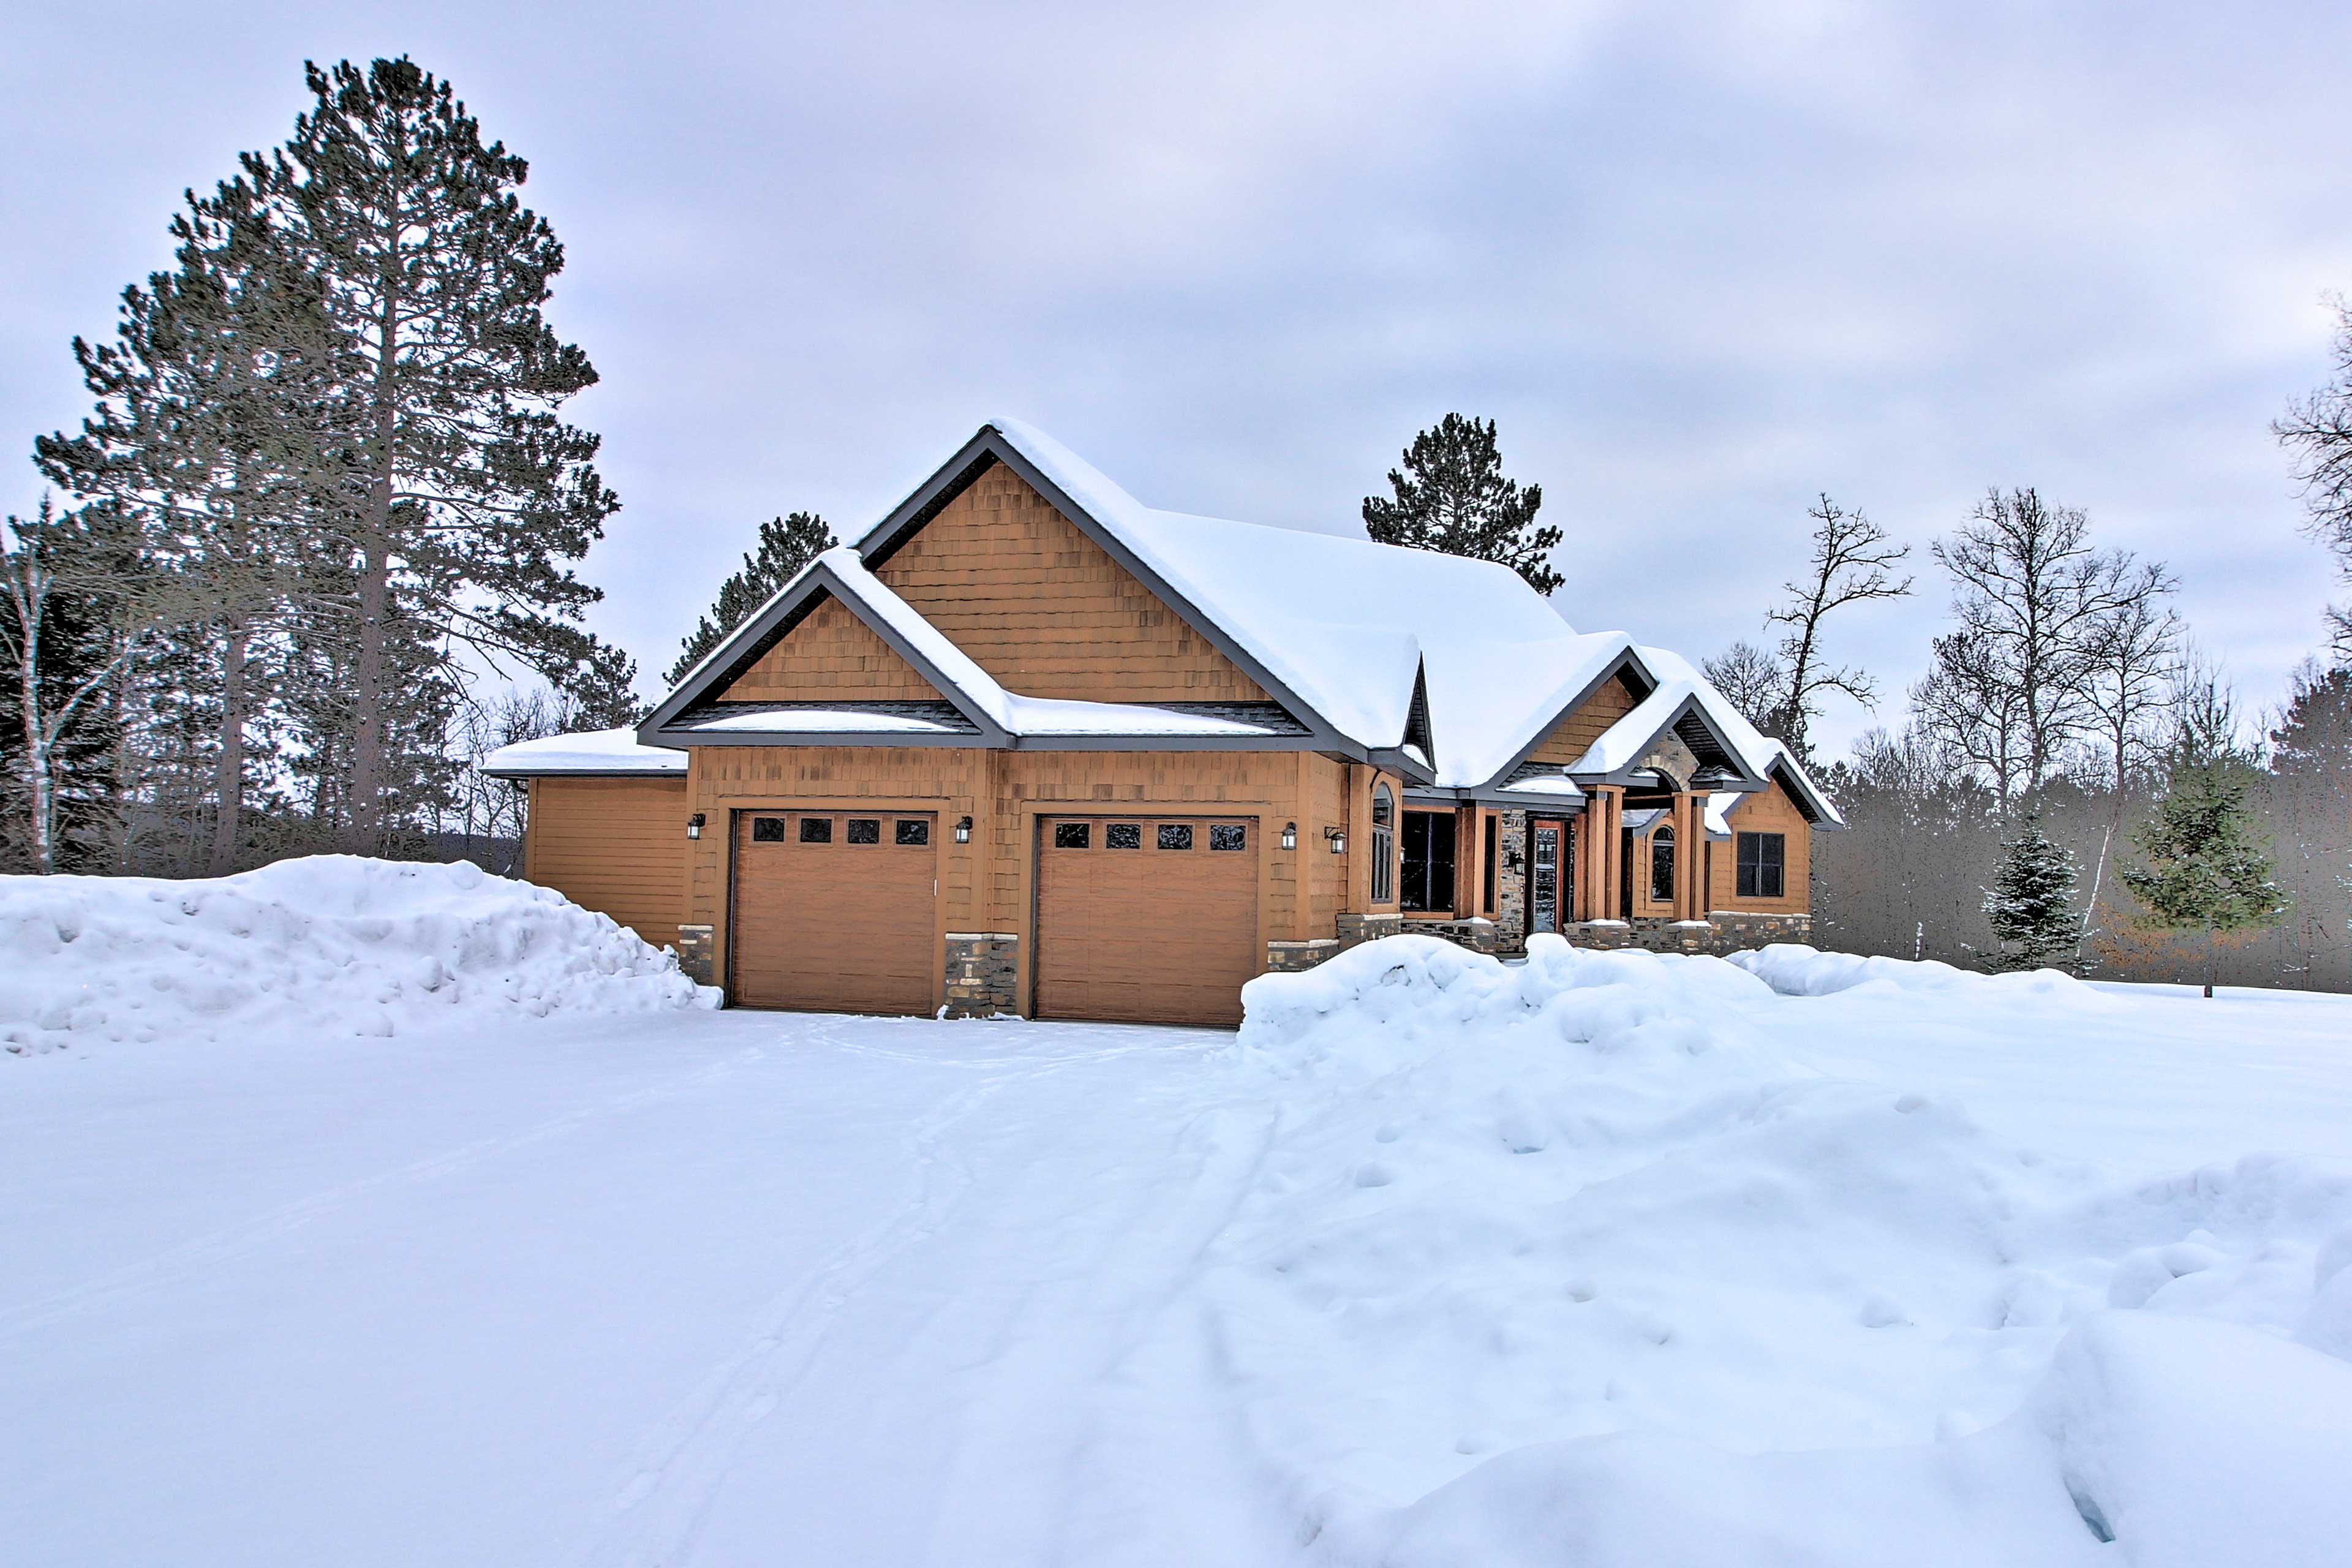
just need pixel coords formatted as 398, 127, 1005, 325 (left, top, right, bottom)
573, 1031, 1207, 1568
0, 1045, 768, 1339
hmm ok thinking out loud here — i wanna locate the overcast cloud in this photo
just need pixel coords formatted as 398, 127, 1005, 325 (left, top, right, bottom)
6, 1, 2346, 755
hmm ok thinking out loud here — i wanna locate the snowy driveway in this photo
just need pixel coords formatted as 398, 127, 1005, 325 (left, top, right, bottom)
6, 965, 2352, 1567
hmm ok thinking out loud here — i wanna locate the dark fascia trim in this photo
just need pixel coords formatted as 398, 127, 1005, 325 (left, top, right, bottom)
1770, 756, 1844, 829
1368, 744, 1436, 784
637, 559, 1012, 748
1478, 644, 1656, 791
858, 426, 1365, 756
1578, 691, 1768, 793
1406, 783, 1591, 813
1404, 659, 1437, 771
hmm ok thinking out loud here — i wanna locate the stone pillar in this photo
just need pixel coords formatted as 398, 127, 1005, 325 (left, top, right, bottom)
943, 933, 1019, 1017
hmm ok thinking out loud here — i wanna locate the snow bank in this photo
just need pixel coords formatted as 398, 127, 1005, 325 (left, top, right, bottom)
1730, 940, 2106, 1001
1, 856, 715, 1054
1219, 935, 2352, 1567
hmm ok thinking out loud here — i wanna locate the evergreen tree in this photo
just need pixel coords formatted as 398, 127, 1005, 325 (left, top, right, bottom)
243, 57, 619, 852
1981, 812, 2080, 972
36, 178, 337, 872
2120, 734, 2289, 996
666, 511, 835, 685
1362, 415, 1562, 595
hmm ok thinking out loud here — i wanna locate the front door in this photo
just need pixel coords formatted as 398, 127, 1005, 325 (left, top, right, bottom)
1529, 818, 1570, 933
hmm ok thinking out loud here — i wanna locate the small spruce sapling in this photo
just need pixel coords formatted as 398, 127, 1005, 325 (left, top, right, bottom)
1982, 812, 2079, 973
2119, 736, 2288, 997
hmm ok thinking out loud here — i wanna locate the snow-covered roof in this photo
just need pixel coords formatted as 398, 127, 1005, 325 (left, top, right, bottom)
480, 729, 686, 778
625, 418, 1831, 802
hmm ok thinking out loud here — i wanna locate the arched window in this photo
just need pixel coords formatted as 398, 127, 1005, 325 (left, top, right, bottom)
1370, 783, 1395, 904
1649, 822, 1676, 904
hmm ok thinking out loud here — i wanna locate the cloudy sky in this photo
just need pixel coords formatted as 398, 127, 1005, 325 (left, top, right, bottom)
6, 1, 2346, 755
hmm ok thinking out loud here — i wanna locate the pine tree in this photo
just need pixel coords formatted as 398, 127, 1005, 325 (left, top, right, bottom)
1362, 415, 1562, 595
665, 512, 835, 685
2119, 735, 2290, 997
1981, 812, 2079, 972
36, 179, 336, 872
243, 58, 619, 852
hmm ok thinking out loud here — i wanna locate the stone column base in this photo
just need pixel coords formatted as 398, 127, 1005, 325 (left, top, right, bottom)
943, 932, 1019, 1017
675, 924, 717, 986
1265, 938, 1340, 973
1336, 911, 1403, 946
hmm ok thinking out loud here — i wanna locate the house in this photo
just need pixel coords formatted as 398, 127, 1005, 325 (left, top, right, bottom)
483, 420, 1841, 1027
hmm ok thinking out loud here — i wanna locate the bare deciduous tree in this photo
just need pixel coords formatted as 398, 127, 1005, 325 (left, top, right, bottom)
1700, 639, 1785, 736
1918, 488, 2166, 804
2275, 293, 2352, 656
1763, 494, 1912, 758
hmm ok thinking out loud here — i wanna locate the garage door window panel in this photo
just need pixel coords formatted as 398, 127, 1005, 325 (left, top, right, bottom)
799, 817, 832, 843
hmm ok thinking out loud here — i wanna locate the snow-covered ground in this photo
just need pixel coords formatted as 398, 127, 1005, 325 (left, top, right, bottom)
4, 865, 2350, 1566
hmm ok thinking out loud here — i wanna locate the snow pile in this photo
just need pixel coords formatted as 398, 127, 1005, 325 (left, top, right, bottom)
1728, 940, 2107, 1001
0, 856, 715, 1054
1218, 935, 2352, 1567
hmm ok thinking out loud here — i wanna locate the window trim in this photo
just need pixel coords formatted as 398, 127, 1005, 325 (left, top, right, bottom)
1370, 783, 1395, 905
1649, 822, 1676, 904
1736, 830, 1786, 900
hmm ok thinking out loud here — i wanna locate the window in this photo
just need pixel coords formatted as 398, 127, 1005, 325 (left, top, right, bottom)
1106, 823, 1141, 850
1209, 823, 1246, 852
1054, 822, 1091, 850
1737, 831, 1785, 899
895, 819, 929, 846
1650, 823, 1676, 903
1370, 784, 1395, 904
752, 816, 786, 843
1401, 810, 1457, 913
1157, 823, 1194, 851
1483, 815, 1498, 914
845, 817, 880, 845
798, 817, 832, 843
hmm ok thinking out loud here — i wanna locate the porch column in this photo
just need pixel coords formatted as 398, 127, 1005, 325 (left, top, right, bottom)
1673, 791, 1704, 921
1589, 786, 1623, 922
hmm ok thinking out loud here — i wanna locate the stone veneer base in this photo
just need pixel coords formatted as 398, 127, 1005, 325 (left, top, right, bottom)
674, 924, 717, 986
943, 932, 1019, 1017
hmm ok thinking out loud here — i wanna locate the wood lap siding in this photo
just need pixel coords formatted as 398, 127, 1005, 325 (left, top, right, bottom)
872, 467, 1268, 703
1524, 671, 1644, 768
1709, 775, 1812, 914
526, 777, 688, 950
718, 596, 939, 702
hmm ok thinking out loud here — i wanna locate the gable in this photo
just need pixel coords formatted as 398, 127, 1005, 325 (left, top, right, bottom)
718, 595, 940, 703
1523, 669, 1646, 768
870, 464, 1268, 704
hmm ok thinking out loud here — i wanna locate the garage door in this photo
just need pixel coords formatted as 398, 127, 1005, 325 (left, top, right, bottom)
730, 810, 937, 1014
1035, 814, 1258, 1028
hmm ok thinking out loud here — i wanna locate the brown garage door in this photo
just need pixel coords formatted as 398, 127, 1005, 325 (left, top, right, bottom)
731, 810, 937, 1014
1035, 814, 1258, 1028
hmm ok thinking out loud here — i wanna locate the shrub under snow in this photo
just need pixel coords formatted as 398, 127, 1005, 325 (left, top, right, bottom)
1, 855, 715, 1054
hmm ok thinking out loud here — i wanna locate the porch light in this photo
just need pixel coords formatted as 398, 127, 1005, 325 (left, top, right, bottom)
686, 812, 706, 840
1325, 826, 1346, 854
1281, 821, 1297, 851
954, 815, 972, 843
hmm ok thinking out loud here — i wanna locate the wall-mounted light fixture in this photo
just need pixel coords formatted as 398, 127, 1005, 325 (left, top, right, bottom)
1325, 826, 1347, 854
687, 812, 706, 840
954, 815, 973, 843
1281, 821, 1297, 851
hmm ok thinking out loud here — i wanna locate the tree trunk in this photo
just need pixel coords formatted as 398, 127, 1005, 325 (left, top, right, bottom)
20, 639, 52, 876
206, 619, 247, 875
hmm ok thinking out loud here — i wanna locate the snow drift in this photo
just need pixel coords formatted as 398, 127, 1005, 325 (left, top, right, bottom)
1, 856, 714, 1054
1225, 935, 2352, 1567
